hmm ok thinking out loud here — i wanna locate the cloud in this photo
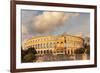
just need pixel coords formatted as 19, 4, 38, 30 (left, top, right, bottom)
33, 11, 79, 33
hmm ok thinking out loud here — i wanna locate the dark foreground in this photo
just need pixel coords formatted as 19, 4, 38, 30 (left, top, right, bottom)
35, 53, 90, 62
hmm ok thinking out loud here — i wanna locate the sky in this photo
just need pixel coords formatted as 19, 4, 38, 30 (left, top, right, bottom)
21, 9, 90, 42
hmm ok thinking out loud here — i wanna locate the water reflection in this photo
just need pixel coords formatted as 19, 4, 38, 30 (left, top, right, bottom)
36, 53, 90, 62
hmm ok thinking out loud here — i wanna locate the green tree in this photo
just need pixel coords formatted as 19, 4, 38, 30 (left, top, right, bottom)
21, 47, 37, 63
75, 48, 85, 54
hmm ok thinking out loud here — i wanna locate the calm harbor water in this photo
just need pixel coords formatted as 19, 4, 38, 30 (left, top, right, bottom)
36, 53, 90, 62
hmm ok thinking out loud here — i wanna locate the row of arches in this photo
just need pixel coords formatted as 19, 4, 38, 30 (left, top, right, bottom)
65, 49, 75, 55
37, 50, 53, 55
32, 42, 56, 49
36, 48, 75, 55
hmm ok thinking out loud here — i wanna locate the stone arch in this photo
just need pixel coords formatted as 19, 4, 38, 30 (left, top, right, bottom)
41, 50, 43, 54
44, 50, 46, 54
50, 50, 52, 54
68, 49, 70, 55
47, 50, 49, 54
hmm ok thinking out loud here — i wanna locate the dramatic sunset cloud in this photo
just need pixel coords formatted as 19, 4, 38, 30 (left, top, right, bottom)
33, 12, 79, 33
21, 10, 90, 42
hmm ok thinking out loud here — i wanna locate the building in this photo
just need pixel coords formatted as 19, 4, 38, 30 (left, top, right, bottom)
22, 34, 84, 55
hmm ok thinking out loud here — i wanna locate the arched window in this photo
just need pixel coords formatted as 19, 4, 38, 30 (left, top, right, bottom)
41, 43, 42, 48
41, 51, 42, 54
50, 42, 52, 48
47, 43, 48, 48
47, 50, 49, 53
50, 50, 52, 54
38, 51, 40, 54
38, 44, 39, 49
68, 50, 70, 55
44, 50, 45, 54
61, 42, 63, 44
44, 43, 45, 48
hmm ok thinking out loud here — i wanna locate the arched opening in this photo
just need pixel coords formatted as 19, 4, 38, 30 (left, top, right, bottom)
47, 50, 49, 54
68, 50, 70, 55
41, 50, 43, 54
50, 50, 52, 54
44, 50, 46, 54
